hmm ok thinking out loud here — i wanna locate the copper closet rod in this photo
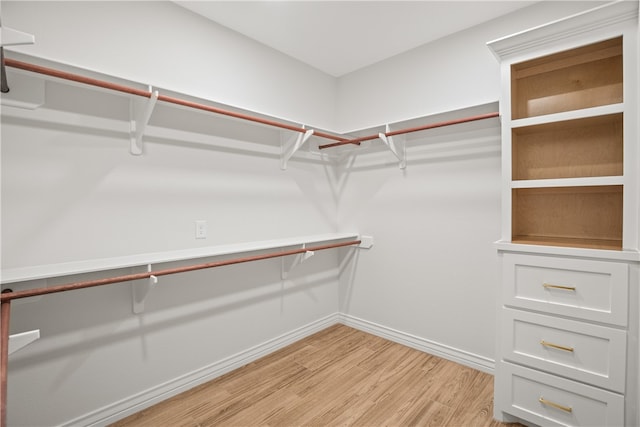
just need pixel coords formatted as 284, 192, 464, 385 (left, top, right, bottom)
0, 238, 361, 426
5, 58, 499, 151
317, 111, 500, 149
4, 58, 348, 144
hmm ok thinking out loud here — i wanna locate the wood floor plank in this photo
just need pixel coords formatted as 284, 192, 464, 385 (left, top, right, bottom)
265, 365, 373, 426
206, 387, 298, 427
424, 362, 482, 408
441, 367, 499, 427
111, 324, 522, 427
349, 355, 445, 426
383, 397, 454, 427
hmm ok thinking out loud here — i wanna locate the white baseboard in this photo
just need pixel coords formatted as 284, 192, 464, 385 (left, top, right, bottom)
66, 312, 494, 426
69, 313, 341, 427
339, 313, 495, 375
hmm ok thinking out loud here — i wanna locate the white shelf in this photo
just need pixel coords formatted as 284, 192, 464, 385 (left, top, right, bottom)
494, 240, 640, 262
511, 176, 624, 189
510, 103, 624, 129
0, 232, 361, 285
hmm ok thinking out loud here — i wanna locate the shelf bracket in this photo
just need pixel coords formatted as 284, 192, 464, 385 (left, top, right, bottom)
378, 125, 406, 169
1, 26, 35, 47
132, 264, 158, 314
9, 329, 40, 355
130, 86, 159, 155
281, 127, 314, 170
281, 244, 315, 279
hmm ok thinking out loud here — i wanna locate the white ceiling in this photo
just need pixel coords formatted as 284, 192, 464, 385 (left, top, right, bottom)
174, 1, 538, 77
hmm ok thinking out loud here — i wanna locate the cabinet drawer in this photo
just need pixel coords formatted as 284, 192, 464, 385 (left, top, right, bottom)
503, 253, 628, 326
499, 362, 624, 426
501, 308, 626, 392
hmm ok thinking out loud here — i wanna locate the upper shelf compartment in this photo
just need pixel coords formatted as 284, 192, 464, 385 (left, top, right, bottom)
511, 36, 622, 120
512, 112, 623, 181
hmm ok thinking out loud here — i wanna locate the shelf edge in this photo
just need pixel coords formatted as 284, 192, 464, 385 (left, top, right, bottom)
511, 176, 624, 189
510, 103, 624, 129
494, 240, 640, 262
0, 232, 361, 285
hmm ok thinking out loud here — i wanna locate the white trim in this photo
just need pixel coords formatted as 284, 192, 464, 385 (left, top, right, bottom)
339, 313, 495, 375
68, 313, 341, 427
487, 1, 638, 60
509, 103, 624, 129
511, 176, 624, 189
495, 240, 640, 262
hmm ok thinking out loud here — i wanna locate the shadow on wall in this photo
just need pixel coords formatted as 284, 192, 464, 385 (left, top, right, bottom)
6, 251, 340, 373
341, 119, 501, 173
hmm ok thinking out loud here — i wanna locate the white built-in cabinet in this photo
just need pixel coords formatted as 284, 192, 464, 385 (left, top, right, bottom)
488, 2, 639, 426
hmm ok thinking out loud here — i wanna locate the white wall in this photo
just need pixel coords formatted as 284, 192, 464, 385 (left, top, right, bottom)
337, 112, 502, 364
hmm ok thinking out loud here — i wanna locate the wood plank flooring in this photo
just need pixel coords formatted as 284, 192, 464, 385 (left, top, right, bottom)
111, 324, 521, 427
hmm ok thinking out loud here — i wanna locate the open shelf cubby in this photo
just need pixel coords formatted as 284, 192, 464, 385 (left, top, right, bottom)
511, 36, 622, 120
512, 185, 623, 250
512, 113, 623, 180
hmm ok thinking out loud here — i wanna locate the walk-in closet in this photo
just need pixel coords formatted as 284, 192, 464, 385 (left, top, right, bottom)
1, 1, 638, 426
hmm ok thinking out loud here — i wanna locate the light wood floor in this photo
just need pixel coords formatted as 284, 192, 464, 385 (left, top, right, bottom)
112, 324, 521, 427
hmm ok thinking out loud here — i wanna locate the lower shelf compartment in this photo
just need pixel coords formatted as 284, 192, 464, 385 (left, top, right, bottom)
512, 185, 622, 250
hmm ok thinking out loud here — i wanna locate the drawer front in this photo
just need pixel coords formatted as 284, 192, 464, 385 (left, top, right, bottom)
503, 253, 628, 325
499, 362, 624, 426
501, 308, 626, 392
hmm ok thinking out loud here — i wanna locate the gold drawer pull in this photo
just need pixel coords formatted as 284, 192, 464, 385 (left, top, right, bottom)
541, 340, 574, 353
543, 283, 576, 291
539, 397, 572, 413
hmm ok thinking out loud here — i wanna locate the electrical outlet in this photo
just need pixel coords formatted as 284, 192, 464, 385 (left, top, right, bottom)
195, 220, 207, 239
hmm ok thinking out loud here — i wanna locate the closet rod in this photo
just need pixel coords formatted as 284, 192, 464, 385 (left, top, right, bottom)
0, 301, 9, 427
317, 111, 500, 150
4, 58, 348, 143
0, 238, 360, 427
0, 239, 361, 302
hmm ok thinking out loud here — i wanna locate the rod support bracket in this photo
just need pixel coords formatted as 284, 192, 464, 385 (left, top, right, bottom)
282, 244, 315, 279
378, 125, 406, 169
132, 264, 158, 314
281, 127, 314, 170
130, 87, 159, 155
